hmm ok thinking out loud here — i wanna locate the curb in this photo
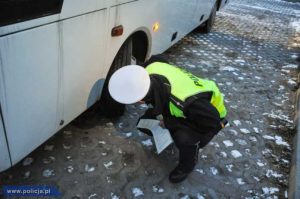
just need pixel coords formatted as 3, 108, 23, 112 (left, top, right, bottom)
289, 59, 300, 199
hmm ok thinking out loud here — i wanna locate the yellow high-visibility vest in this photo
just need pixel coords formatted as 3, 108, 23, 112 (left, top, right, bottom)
146, 62, 227, 118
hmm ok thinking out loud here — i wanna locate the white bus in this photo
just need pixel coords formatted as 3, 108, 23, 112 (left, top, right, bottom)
0, 0, 228, 171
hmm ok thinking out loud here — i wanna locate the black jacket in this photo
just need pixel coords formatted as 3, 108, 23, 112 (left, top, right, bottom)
140, 74, 222, 134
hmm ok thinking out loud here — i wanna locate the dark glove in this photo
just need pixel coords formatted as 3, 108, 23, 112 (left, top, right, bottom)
137, 127, 153, 137
136, 108, 157, 136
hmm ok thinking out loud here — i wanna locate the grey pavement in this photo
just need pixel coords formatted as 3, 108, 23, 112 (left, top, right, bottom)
1, 0, 300, 198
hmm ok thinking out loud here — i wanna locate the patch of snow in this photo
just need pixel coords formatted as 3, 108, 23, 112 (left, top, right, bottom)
262, 149, 272, 155
142, 139, 153, 147
249, 136, 257, 142
42, 169, 55, 178
101, 152, 108, 156
139, 104, 148, 109
229, 129, 238, 136
220, 151, 227, 158
152, 185, 164, 193
88, 193, 97, 199
104, 161, 113, 169
262, 187, 279, 195
223, 140, 234, 147
278, 85, 285, 91
210, 167, 218, 175
245, 148, 251, 155
209, 142, 220, 148
282, 159, 289, 164
231, 150, 242, 158
132, 188, 144, 197
24, 171, 30, 179
235, 59, 245, 63
180, 195, 190, 199
236, 178, 245, 185
22, 157, 34, 166
291, 20, 300, 32
44, 145, 54, 151
281, 69, 290, 74
245, 120, 252, 125
63, 143, 71, 149
263, 135, 290, 147
66, 166, 74, 173
107, 176, 112, 184
282, 64, 297, 69
230, 105, 238, 109
266, 170, 283, 178
106, 122, 114, 127
263, 135, 275, 140
287, 79, 297, 86
240, 128, 250, 134
256, 160, 265, 167
66, 155, 72, 160
85, 164, 95, 172
111, 193, 120, 199
226, 164, 233, 172
126, 132, 133, 137
235, 139, 247, 146
118, 123, 124, 128
196, 193, 205, 199
233, 120, 242, 126
118, 149, 123, 154
195, 169, 205, 174
274, 136, 290, 147
187, 64, 196, 68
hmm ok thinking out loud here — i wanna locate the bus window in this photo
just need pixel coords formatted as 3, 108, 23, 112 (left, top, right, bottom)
0, 0, 63, 27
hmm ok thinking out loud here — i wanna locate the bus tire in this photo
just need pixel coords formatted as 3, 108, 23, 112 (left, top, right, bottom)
201, 2, 217, 34
99, 38, 133, 118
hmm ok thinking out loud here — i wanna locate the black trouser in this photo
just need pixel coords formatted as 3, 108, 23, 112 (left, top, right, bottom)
169, 126, 219, 171
171, 128, 218, 148
138, 111, 220, 171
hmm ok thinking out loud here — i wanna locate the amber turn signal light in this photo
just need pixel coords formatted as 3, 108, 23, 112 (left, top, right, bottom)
111, 25, 124, 37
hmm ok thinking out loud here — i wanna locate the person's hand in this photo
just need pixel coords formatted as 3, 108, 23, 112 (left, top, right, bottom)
137, 127, 153, 136
159, 120, 165, 128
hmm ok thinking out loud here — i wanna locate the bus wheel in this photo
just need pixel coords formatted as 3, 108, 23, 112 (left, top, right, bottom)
201, 2, 217, 33
99, 38, 133, 118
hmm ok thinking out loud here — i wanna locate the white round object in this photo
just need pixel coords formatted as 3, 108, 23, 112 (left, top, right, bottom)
108, 65, 151, 104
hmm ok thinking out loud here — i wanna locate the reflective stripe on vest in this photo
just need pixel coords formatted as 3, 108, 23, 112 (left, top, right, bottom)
146, 62, 227, 118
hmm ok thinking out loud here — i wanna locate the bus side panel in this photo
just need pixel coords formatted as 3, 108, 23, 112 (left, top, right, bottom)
194, 0, 216, 25
149, 0, 200, 53
60, 0, 107, 19
0, 24, 60, 165
106, 0, 198, 58
61, 10, 107, 125
0, 110, 11, 172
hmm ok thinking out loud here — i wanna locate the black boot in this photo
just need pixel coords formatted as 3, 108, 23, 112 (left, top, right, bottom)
169, 144, 199, 183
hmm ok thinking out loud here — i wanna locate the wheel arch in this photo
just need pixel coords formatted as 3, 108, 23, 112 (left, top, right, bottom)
107, 28, 151, 70
98, 28, 151, 117
126, 28, 151, 64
